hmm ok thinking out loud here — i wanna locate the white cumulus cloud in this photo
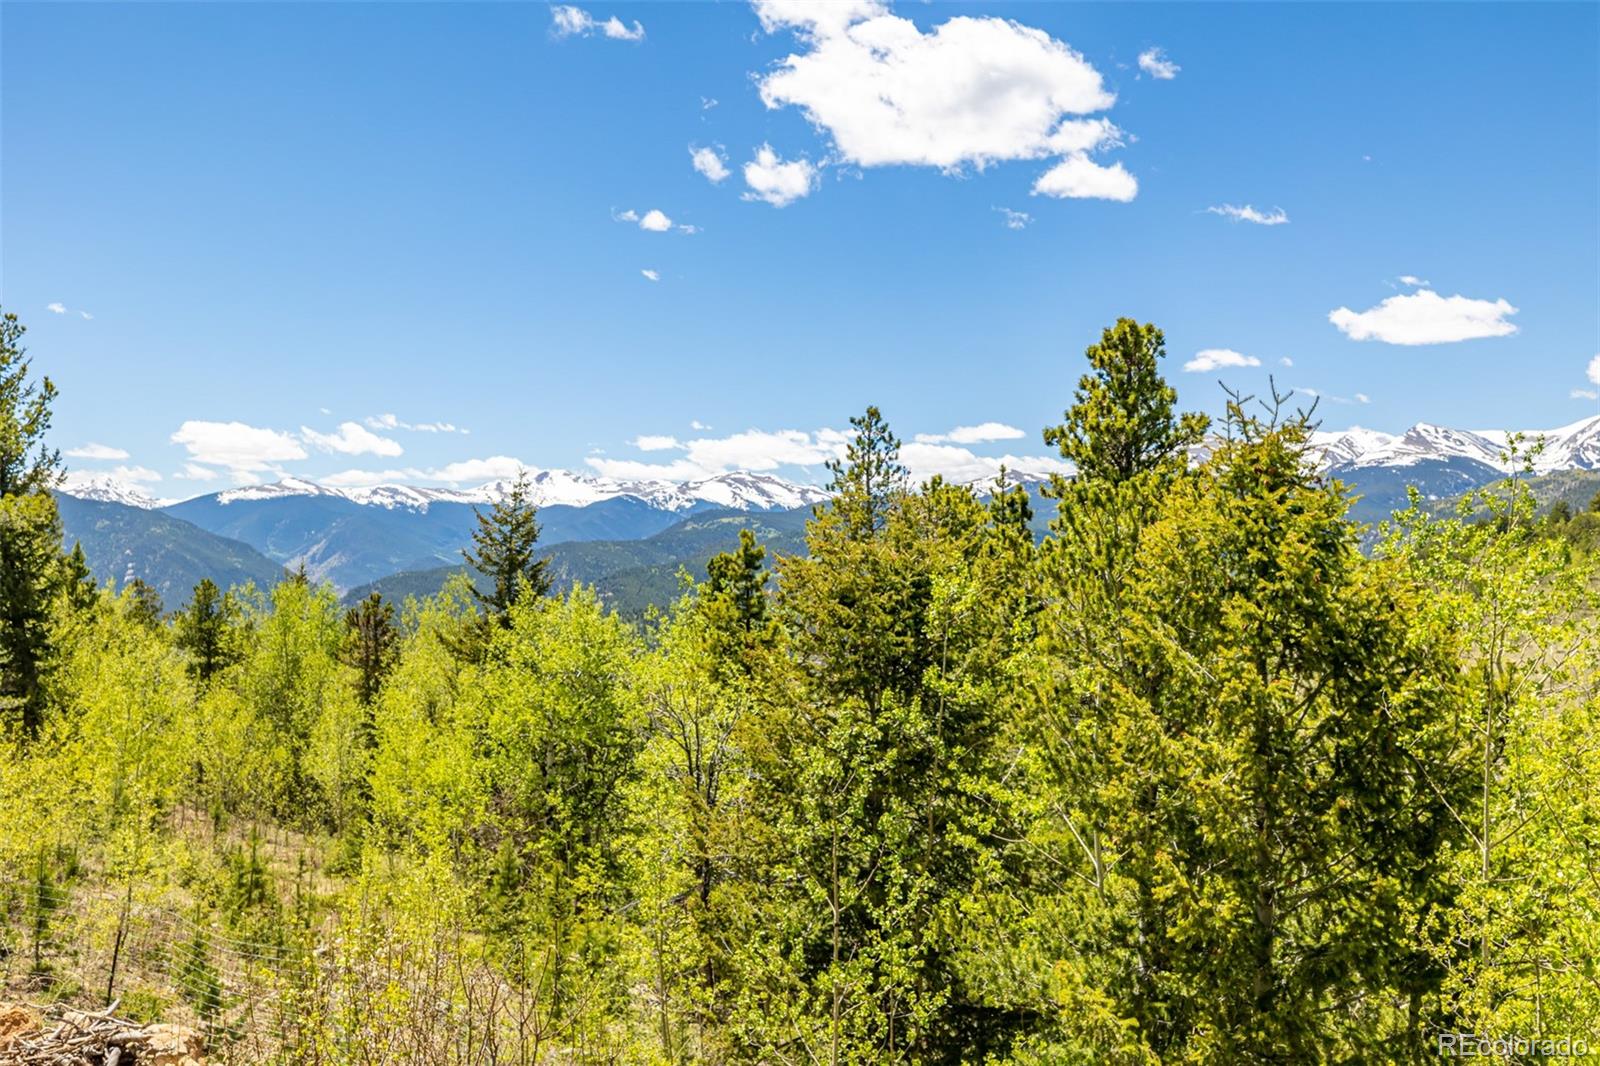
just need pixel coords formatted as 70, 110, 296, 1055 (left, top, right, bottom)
614, 207, 694, 233
1586, 354, 1600, 387
550, 5, 644, 41
1206, 204, 1289, 226
754, 3, 1135, 203
591, 420, 1073, 487
743, 144, 818, 207
321, 456, 531, 488
64, 465, 161, 488
690, 145, 730, 183
641, 269, 660, 282
1184, 349, 1262, 373
301, 421, 403, 457
1137, 47, 1179, 80
914, 422, 1026, 445
66, 442, 130, 460
1033, 154, 1137, 201
900, 442, 1070, 485
1329, 289, 1519, 345
46, 302, 66, 315
171, 421, 308, 478
1398, 275, 1429, 288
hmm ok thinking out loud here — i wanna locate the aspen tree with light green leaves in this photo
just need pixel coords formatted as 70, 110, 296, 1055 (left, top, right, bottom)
1379, 437, 1600, 1042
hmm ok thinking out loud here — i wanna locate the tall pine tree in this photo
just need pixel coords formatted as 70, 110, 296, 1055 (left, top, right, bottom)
463, 470, 550, 624
0, 309, 65, 735
343, 592, 399, 710
1042, 317, 1208, 487
174, 578, 239, 684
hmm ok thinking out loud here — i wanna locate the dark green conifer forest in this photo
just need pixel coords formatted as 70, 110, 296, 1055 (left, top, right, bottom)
3, 308, 1597, 1063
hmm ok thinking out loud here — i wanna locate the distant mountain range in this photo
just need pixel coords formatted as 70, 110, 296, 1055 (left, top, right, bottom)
61, 468, 831, 514
1308, 415, 1600, 523
1310, 415, 1600, 474
52, 416, 1600, 611
58, 469, 832, 602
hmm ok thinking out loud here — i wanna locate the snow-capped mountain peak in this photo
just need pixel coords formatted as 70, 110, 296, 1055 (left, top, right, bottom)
1307, 426, 1398, 468
1309, 414, 1600, 475
167, 469, 832, 513
58, 473, 170, 509
216, 477, 344, 504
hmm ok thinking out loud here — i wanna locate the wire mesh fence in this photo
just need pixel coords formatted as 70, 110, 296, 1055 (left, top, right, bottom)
0, 873, 308, 1056
0, 872, 613, 1064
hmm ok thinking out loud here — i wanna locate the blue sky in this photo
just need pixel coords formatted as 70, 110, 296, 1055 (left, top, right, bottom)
4, 0, 1596, 496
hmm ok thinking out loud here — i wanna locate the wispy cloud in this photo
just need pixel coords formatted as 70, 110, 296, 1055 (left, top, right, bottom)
1206, 204, 1289, 226
994, 207, 1032, 230
46, 302, 66, 315
632, 434, 681, 451
365, 413, 464, 434
66, 442, 130, 460
1137, 47, 1180, 80
1294, 386, 1371, 406
641, 269, 660, 282
301, 421, 403, 457
1329, 288, 1518, 345
550, 5, 644, 41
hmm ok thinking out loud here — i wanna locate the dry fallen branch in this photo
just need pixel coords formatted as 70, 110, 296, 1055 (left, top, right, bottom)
0, 1000, 203, 1066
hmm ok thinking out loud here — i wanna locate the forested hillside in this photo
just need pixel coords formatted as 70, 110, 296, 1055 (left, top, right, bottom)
55, 493, 287, 602
4, 311, 1598, 1063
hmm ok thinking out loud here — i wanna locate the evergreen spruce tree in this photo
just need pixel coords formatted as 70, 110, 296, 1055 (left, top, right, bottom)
704, 529, 768, 628
701, 528, 776, 678
463, 470, 550, 624
123, 578, 164, 628
0, 309, 65, 735
61, 541, 98, 613
987, 465, 1034, 538
174, 578, 239, 684
343, 592, 398, 710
